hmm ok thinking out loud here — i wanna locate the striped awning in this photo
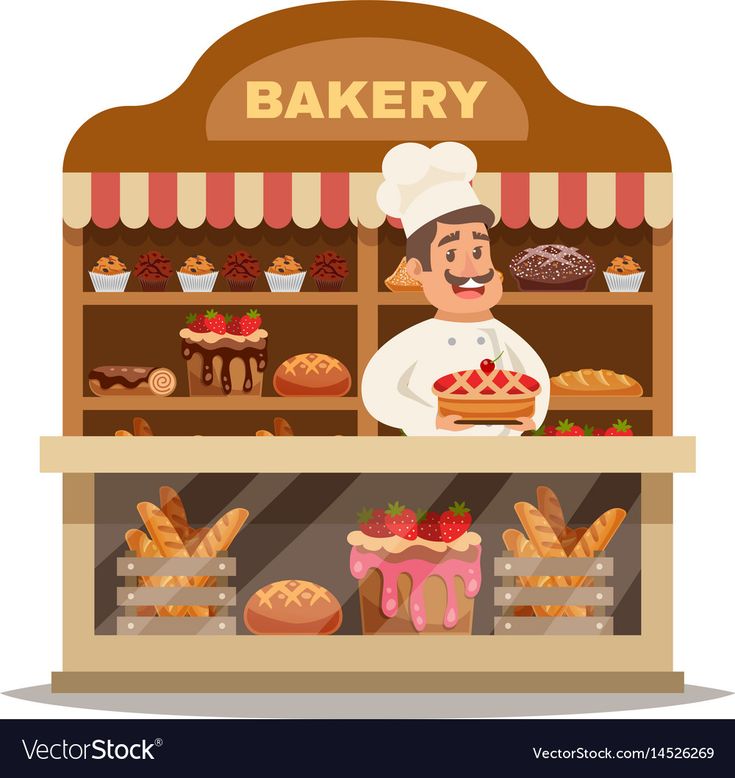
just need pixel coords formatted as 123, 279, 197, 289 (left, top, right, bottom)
63, 171, 672, 230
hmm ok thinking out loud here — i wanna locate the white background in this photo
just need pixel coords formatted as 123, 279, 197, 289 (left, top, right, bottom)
0, 0, 732, 719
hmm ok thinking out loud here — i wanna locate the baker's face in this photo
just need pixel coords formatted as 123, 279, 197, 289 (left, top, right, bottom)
407, 221, 502, 313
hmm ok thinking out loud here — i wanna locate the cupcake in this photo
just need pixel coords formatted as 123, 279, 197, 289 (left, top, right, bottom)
603, 255, 645, 292
222, 250, 261, 291
264, 255, 306, 292
134, 251, 173, 291
89, 255, 130, 292
310, 251, 349, 291
177, 255, 218, 292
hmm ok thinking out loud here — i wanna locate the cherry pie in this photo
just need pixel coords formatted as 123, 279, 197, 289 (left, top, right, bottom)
432, 358, 541, 422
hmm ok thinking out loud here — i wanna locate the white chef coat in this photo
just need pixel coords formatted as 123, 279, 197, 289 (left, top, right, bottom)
361, 317, 550, 436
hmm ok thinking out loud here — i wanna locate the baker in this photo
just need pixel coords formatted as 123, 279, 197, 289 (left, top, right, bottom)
362, 141, 550, 436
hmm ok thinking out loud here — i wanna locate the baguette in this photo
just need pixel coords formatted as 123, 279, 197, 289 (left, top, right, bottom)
536, 485, 580, 552
136, 502, 207, 616
514, 502, 566, 557
550, 369, 643, 397
571, 508, 627, 558
159, 486, 196, 543
502, 528, 549, 618
513, 502, 587, 614
190, 508, 249, 558
125, 528, 177, 617
274, 417, 294, 436
133, 417, 153, 436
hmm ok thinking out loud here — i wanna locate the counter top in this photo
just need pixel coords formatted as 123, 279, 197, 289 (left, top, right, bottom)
40, 436, 696, 474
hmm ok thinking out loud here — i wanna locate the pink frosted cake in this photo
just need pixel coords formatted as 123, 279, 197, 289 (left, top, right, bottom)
347, 507, 481, 634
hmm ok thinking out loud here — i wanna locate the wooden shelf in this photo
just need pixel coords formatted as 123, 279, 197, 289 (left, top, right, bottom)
41, 435, 696, 474
378, 292, 655, 306
549, 397, 654, 412
81, 396, 362, 412
82, 292, 360, 306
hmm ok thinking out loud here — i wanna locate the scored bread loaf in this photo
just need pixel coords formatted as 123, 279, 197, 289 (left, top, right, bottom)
244, 579, 343, 635
550, 369, 643, 396
273, 353, 351, 397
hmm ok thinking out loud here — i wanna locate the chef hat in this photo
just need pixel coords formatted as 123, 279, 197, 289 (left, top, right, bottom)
376, 142, 480, 237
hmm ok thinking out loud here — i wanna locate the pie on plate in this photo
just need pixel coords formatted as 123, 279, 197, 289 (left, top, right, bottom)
432, 358, 541, 422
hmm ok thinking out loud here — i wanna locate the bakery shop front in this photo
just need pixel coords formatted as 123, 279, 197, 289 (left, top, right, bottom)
41, 2, 694, 692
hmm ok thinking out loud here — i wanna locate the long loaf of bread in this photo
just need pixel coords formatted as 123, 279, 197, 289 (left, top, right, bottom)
502, 528, 551, 618
125, 529, 177, 617
135, 502, 207, 617
512, 504, 586, 616
550, 369, 643, 397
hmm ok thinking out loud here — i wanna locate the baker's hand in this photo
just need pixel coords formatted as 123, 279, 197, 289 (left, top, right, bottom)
436, 413, 473, 431
505, 416, 536, 433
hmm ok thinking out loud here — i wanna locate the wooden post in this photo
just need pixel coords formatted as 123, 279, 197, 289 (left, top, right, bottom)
356, 224, 379, 436
63, 223, 84, 436
651, 224, 673, 436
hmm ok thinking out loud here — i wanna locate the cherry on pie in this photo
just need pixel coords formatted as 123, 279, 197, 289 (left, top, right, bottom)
432, 358, 541, 422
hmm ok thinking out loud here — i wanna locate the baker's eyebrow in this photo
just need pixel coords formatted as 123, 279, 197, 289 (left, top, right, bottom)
472, 231, 490, 241
437, 231, 459, 247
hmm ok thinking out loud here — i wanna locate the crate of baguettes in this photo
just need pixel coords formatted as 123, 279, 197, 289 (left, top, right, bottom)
493, 486, 627, 636
115, 486, 249, 636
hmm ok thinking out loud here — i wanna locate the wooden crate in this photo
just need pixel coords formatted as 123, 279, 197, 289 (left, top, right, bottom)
493, 551, 613, 635
116, 551, 236, 635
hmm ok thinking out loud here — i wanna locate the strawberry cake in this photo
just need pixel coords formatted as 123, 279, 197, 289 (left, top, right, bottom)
180, 308, 268, 396
348, 502, 482, 634
433, 356, 541, 422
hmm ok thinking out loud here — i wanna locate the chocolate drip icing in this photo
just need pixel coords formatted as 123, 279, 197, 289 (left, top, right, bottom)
181, 339, 267, 395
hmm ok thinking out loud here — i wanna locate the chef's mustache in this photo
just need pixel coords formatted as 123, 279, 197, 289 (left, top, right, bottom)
444, 269, 495, 285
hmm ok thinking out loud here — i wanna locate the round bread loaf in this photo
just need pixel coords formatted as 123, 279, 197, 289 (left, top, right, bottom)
273, 353, 351, 396
244, 579, 343, 635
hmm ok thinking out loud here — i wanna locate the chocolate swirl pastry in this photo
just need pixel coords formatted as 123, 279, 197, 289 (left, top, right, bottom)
88, 365, 177, 397
508, 244, 595, 291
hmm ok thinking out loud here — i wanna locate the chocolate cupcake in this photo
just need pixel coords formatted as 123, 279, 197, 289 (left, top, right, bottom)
508, 244, 595, 291
310, 252, 349, 291
222, 250, 261, 291
134, 251, 173, 291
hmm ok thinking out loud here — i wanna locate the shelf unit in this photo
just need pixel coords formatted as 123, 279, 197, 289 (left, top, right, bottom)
66, 220, 672, 437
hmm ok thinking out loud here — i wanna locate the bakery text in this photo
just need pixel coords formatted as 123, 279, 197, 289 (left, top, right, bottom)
246, 80, 488, 119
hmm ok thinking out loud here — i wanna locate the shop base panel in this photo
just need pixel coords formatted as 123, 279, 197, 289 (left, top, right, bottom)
51, 671, 685, 694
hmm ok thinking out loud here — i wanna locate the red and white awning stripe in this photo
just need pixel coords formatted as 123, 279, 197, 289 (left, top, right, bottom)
63, 171, 672, 230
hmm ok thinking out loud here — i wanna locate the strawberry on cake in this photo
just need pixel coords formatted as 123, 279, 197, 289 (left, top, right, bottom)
348, 501, 481, 634
180, 308, 267, 396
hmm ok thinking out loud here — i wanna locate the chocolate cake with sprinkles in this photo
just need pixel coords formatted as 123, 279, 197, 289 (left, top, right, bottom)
508, 244, 595, 291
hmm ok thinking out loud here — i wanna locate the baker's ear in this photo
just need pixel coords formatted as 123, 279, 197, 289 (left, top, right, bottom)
405, 257, 423, 279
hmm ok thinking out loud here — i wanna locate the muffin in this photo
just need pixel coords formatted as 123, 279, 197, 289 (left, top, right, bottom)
264, 255, 306, 292
603, 255, 645, 292
509, 244, 595, 291
310, 252, 349, 291
89, 255, 130, 292
177, 255, 218, 292
134, 251, 173, 291
222, 250, 261, 291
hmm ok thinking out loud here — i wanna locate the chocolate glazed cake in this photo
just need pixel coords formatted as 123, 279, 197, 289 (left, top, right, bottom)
509, 244, 595, 291
180, 328, 268, 396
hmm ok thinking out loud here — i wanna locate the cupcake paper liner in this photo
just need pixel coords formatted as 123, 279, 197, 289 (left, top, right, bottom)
138, 277, 170, 292
313, 277, 345, 292
603, 270, 645, 292
225, 276, 257, 292
177, 270, 218, 292
89, 271, 130, 292
264, 270, 306, 292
